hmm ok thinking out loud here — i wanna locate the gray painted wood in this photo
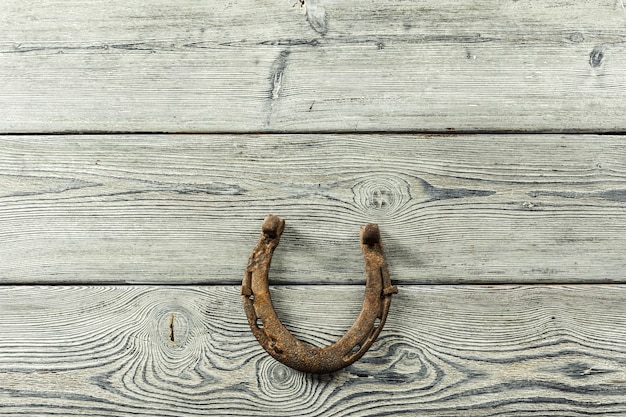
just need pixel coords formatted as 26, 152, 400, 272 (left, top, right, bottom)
2, 0, 626, 133
3, 2, 625, 414
2, 134, 626, 284
0, 285, 625, 416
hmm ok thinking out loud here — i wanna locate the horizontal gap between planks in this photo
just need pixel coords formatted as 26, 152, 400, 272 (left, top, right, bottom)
0, 281, 619, 287
3, 130, 626, 136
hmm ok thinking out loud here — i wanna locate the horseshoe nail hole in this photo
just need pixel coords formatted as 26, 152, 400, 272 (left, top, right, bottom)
256, 318, 264, 329
374, 318, 381, 328
352, 345, 361, 353
248, 294, 254, 301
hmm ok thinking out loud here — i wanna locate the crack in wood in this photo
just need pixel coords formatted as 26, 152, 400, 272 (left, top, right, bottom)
169, 313, 175, 343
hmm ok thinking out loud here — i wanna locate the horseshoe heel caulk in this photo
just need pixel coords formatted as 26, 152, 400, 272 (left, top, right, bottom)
242, 214, 397, 374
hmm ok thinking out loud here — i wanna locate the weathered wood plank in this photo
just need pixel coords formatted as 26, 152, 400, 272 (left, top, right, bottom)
0, 285, 625, 416
2, 134, 626, 284
1, 0, 626, 132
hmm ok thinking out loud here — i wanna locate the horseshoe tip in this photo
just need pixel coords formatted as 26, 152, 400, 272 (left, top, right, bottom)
361, 223, 381, 246
262, 214, 285, 238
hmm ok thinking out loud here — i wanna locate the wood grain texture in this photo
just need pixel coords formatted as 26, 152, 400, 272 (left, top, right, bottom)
0, 285, 625, 416
2, 0, 626, 133
2, 134, 626, 284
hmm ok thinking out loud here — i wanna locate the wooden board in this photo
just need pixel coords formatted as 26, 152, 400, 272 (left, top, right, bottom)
0, 285, 625, 416
2, 0, 626, 133
2, 134, 626, 284
4, 1, 626, 415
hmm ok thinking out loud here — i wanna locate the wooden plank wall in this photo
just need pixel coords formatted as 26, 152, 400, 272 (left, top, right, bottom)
1, 1, 626, 416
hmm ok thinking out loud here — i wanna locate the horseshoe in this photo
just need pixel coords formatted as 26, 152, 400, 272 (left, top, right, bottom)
242, 214, 397, 374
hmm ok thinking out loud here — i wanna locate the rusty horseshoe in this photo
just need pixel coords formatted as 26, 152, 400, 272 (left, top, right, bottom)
242, 214, 397, 374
